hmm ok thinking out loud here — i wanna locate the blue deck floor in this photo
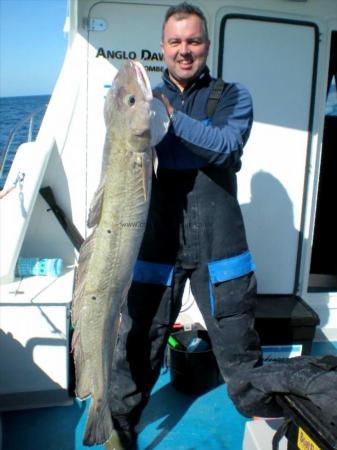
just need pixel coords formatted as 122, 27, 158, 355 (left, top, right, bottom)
2, 369, 247, 450
2, 341, 337, 450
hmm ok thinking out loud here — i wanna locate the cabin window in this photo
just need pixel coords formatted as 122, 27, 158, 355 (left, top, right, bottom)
309, 31, 337, 291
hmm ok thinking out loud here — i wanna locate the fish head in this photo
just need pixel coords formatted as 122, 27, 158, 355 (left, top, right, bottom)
104, 61, 153, 152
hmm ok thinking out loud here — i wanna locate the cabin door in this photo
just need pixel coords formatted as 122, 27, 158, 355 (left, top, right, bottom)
217, 14, 318, 294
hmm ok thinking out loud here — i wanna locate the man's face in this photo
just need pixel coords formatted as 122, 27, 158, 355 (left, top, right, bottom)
161, 14, 210, 91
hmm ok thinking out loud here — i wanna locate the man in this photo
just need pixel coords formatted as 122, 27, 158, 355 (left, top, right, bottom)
106, 3, 261, 449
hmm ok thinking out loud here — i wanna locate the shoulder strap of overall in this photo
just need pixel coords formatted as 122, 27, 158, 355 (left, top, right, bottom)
206, 78, 227, 118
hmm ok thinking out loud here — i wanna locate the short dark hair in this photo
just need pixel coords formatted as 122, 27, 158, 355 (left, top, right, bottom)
162, 2, 209, 41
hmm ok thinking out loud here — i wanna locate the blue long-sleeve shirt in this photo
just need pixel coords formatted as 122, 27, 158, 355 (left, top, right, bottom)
155, 67, 253, 171
138, 66, 253, 268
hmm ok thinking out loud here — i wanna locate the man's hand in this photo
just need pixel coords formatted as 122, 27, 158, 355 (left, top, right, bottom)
153, 91, 174, 117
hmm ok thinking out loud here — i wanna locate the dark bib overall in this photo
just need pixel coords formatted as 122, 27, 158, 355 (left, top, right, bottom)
110, 165, 261, 426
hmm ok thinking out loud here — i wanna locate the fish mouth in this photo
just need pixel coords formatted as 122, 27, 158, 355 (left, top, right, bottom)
132, 128, 151, 138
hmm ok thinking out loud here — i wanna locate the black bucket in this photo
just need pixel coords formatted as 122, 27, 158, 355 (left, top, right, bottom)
168, 329, 222, 394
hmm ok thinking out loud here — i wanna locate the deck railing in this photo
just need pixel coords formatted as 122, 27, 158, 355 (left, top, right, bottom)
0, 104, 48, 189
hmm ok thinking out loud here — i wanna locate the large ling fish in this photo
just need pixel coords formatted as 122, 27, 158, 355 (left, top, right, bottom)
71, 61, 168, 446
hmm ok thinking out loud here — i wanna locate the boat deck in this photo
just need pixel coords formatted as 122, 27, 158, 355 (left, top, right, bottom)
2, 341, 337, 450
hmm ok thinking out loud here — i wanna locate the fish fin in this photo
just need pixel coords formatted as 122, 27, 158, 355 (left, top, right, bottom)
88, 130, 114, 229
87, 179, 105, 228
141, 152, 152, 201
74, 367, 92, 400
71, 233, 97, 400
150, 97, 170, 146
122, 275, 133, 301
71, 231, 96, 324
83, 397, 114, 446
71, 324, 92, 399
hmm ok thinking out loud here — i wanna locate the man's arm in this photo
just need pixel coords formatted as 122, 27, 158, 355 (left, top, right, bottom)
161, 83, 253, 169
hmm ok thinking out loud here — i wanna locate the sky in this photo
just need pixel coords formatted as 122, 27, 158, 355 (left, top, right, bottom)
0, 0, 68, 97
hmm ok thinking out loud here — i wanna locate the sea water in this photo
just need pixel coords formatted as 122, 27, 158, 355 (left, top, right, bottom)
0, 95, 50, 189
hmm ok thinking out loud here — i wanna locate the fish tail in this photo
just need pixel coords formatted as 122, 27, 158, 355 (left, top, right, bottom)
83, 397, 114, 446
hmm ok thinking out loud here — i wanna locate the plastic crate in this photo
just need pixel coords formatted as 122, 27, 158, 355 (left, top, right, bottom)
254, 295, 320, 355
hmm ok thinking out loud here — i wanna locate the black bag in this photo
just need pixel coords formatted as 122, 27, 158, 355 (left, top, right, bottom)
227, 355, 337, 422
228, 355, 337, 449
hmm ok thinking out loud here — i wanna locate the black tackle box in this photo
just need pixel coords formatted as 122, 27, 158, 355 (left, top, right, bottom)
276, 394, 337, 450
254, 295, 320, 355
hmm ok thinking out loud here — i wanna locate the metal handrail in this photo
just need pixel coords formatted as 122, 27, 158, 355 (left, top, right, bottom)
0, 104, 48, 187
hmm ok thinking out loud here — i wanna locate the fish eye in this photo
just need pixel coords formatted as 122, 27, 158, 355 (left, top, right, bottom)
127, 95, 136, 106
